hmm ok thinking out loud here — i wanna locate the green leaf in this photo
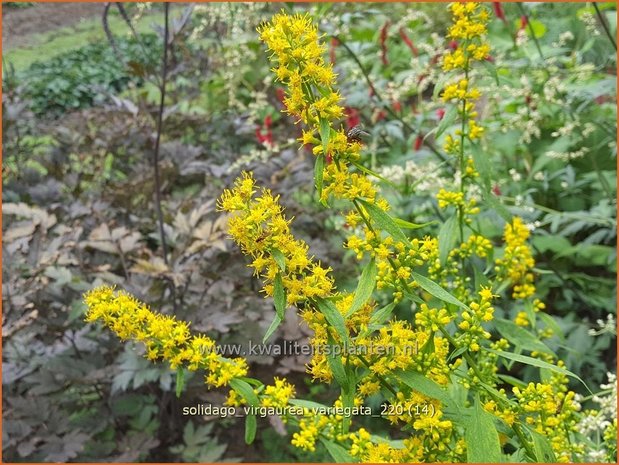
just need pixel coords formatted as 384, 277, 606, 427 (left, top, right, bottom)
315, 297, 350, 345
314, 154, 325, 200
346, 259, 377, 317
273, 273, 286, 320
438, 215, 458, 266
481, 59, 499, 85
230, 379, 259, 407
245, 414, 257, 444
465, 397, 502, 462
369, 302, 397, 326
483, 192, 511, 222
320, 438, 355, 463
175, 367, 185, 398
319, 117, 331, 156
289, 398, 329, 410
486, 349, 592, 394
526, 426, 557, 462
411, 272, 468, 310
341, 384, 355, 433
428, 104, 458, 141
471, 142, 492, 191
393, 217, 435, 230
538, 313, 565, 340
519, 18, 547, 39
351, 160, 398, 188
357, 198, 409, 245
397, 369, 453, 406
272, 248, 286, 272
494, 319, 555, 355
326, 334, 349, 391
497, 374, 527, 390
263, 313, 282, 343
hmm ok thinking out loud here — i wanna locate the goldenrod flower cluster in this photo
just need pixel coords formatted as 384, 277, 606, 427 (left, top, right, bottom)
291, 397, 360, 452
512, 372, 580, 462
438, 2, 489, 236
84, 286, 247, 387
262, 377, 296, 408
218, 172, 334, 306
300, 293, 373, 382
456, 287, 495, 352
495, 217, 536, 299
258, 13, 341, 125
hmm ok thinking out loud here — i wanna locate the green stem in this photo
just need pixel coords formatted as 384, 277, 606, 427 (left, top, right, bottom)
516, 4, 545, 61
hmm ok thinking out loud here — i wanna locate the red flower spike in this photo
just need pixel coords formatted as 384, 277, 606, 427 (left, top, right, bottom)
448, 40, 458, 50
345, 107, 360, 130
330, 37, 338, 64
393, 101, 402, 112
493, 2, 506, 22
399, 28, 419, 56
380, 21, 390, 66
414, 135, 423, 151
275, 88, 286, 105
492, 184, 502, 196
520, 15, 528, 30
436, 108, 446, 120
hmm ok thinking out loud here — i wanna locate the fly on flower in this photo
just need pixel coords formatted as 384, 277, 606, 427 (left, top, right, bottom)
346, 124, 370, 144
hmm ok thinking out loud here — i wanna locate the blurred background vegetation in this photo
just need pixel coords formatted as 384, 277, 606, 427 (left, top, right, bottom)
2, 2, 616, 461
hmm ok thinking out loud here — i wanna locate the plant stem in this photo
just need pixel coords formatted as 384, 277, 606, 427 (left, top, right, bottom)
153, 3, 170, 266
516, 4, 545, 61
152, 3, 177, 311
593, 2, 617, 51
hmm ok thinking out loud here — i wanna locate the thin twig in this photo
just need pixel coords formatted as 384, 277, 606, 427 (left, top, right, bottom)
593, 2, 617, 51
102, 3, 121, 60
152, 3, 177, 311
516, 4, 545, 61
115, 2, 162, 88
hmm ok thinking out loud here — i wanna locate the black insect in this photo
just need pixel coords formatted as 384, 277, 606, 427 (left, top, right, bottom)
346, 125, 370, 143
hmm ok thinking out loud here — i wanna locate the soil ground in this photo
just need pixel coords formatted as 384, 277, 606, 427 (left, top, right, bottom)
3, 3, 104, 50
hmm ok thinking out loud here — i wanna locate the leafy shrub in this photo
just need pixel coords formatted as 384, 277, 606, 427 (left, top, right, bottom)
20, 34, 161, 116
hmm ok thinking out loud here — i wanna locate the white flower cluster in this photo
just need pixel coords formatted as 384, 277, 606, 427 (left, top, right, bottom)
575, 372, 617, 462
588, 314, 617, 336
378, 160, 449, 194
579, 10, 601, 36
546, 147, 590, 161
552, 31, 575, 48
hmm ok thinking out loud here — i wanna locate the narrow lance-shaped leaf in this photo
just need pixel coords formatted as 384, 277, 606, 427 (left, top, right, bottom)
357, 198, 409, 245
175, 367, 185, 398
273, 272, 286, 320
464, 396, 502, 463
411, 271, 469, 310
263, 313, 282, 343
230, 378, 259, 406
346, 258, 377, 317
314, 297, 350, 345
320, 438, 355, 463
245, 414, 257, 444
